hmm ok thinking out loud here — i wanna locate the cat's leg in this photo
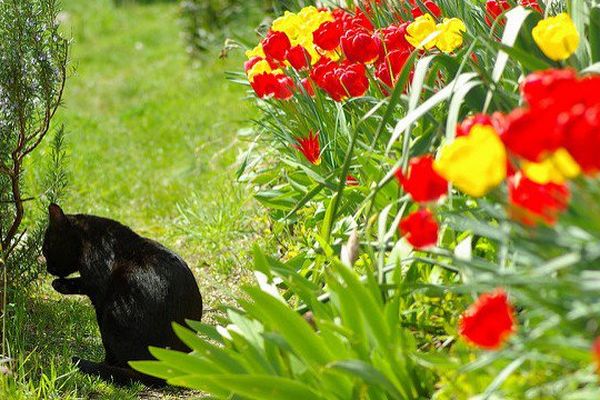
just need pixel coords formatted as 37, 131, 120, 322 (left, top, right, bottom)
72, 357, 165, 387
52, 277, 86, 295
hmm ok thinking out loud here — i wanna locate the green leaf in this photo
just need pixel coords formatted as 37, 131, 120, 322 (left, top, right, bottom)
482, 356, 526, 396
255, 190, 299, 211
252, 243, 273, 278
388, 73, 478, 153
285, 181, 327, 220
484, 6, 531, 110
169, 375, 327, 400
331, 261, 390, 346
148, 347, 218, 375
590, 7, 600, 63
320, 192, 338, 241
371, 50, 418, 148
584, 62, 600, 74
128, 360, 185, 380
172, 323, 248, 374
446, 80, 482, 140
185, 320, 224, 344
245, 287, 335, 367
386, 54, 435, 154
329, 360, 406, 400
569, 0, 588, 64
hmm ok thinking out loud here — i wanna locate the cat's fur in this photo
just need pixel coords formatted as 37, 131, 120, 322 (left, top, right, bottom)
43, 204, 203, 386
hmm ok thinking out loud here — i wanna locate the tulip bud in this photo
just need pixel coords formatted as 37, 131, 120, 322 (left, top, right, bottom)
532, 13, 580, 61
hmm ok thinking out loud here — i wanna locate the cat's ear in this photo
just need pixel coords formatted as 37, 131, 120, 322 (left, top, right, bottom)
48, 203, 66, 226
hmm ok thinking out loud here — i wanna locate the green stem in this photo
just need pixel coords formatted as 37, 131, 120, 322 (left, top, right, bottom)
323, 125, 360, 242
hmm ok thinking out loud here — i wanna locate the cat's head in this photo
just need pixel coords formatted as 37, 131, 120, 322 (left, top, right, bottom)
43, 204, 83, 278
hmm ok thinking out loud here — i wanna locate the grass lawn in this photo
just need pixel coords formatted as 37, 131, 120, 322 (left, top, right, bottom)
2, 0, 262, 398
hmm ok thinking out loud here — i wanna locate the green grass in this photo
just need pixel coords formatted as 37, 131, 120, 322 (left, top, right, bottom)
2, 0, 263, 398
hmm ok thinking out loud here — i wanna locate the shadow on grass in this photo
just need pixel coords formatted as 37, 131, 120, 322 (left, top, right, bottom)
2, 281, 191, 399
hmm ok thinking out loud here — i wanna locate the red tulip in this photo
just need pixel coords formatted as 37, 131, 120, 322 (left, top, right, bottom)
294, 131, 321, 165
560, 103, 600, 173
520, 69, 578, 110
409, 0, 442, 18
301, 78, 315, 97
250, 73, 294, 100
396, 155, 447, 203
341, 28, 381, 64
346, 175, 359, 186
375, 49, 411, 89
459, 289, 516, 350
285, 45, 310, 70
313, 20, 343, 51
519, 71, 600, 172
352, 9, 375, 32
502, 107, 563, 162
399, 209, 438, 249
262, 30, 291, 62
508, 173, 570, 226
332, 8, 355, 30
485, 0, 540, 26
311, 59, 370, 101
244, 56, 263, 73
338, 62, 369, 98
319, 68, 346, 102
271, 75, 294, 100
505, 70, 600, 170
485, 0, 510, 26
310, 57, 337, 87
379, 23, 411, 56
520, 0, 542, 12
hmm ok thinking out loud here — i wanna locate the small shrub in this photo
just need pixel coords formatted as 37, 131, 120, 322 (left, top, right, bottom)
0, 0, 69, 260
0, 0, 69, 349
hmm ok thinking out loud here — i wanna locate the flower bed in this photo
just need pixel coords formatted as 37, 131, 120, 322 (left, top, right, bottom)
135, 1, 600, 397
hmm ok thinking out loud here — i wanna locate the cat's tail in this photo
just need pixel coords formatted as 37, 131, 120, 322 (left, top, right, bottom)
72, 357, 165, 387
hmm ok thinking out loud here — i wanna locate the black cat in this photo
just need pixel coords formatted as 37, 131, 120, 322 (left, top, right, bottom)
42, 204, 203, 386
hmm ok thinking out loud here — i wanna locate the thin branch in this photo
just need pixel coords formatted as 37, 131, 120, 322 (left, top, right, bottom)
21, 44, 68, 159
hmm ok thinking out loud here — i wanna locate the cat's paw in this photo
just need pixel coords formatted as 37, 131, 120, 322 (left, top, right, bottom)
52, 278, 84, 295
52, 278, 70, 294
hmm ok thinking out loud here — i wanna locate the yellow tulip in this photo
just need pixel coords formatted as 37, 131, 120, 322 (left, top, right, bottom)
297, 5, 319, 19
300, 6, 333, 32
272, 11, 303, 41
522, 148, 581, 184
532, 13, 580, 61
245, 44, 265, 60
434, 125, 507, 197
435, 18, 466, 53
272, 7, 332, 40
406, 14, 438, 50
270, 6, 332, 65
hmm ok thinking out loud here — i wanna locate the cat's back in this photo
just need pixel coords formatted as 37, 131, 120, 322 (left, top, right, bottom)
74, 214, 203, 320
116, 236, 202, 305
